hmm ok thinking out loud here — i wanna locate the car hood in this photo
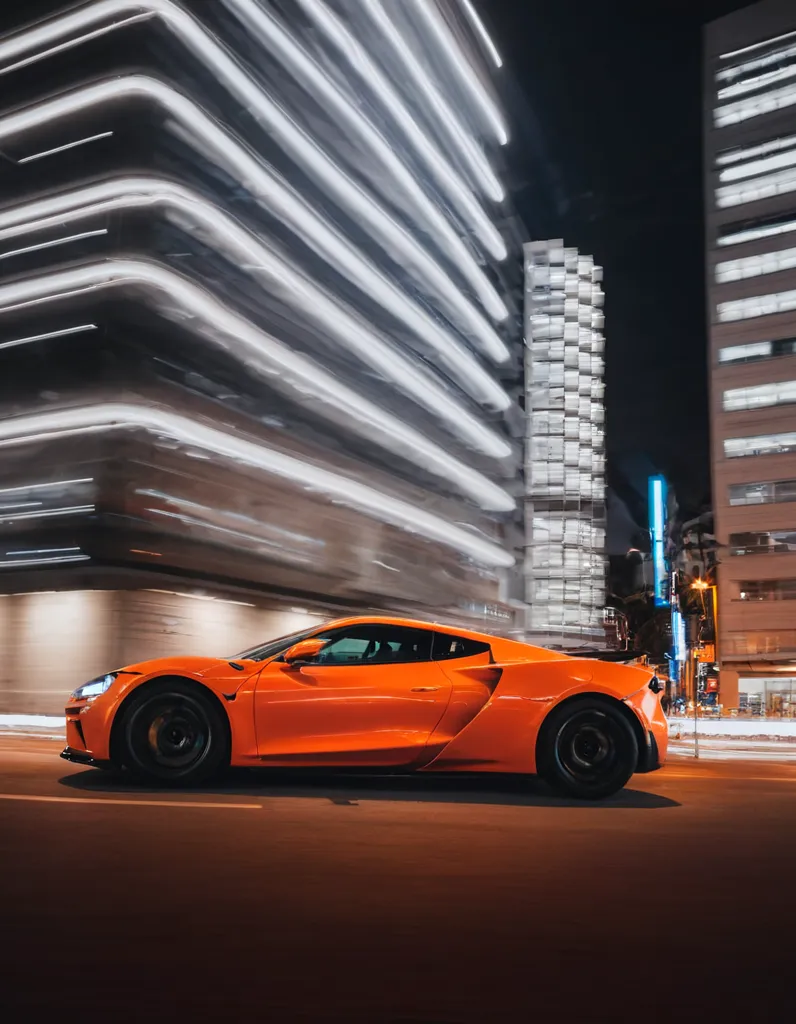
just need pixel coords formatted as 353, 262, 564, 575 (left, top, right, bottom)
120, 655, 231, 677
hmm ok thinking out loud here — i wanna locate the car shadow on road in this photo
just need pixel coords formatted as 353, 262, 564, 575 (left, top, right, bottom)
58, 767, 680, 809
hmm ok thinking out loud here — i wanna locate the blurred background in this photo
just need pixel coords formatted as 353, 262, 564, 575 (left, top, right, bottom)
0, 0, 579, 713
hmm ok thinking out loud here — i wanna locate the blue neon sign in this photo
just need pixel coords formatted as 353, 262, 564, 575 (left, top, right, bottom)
648, 475, 669, 607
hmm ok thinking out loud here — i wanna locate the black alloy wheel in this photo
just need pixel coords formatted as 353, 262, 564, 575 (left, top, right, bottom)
118, 680, 230, 786
536, 698, 638, 800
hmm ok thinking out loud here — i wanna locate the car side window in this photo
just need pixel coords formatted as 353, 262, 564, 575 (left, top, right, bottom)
432, 632, 491, 660
315, 625, 433, 665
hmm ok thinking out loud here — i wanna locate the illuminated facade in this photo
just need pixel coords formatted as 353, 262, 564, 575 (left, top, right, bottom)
0, 1, 527, 710
706, 0, 796, 714
522, 240, 607, 646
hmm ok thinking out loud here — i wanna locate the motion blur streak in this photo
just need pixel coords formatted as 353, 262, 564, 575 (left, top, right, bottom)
0, 404, 516, 568
224, 0, 509, 288
458, 0, 503, 69
406, 0, 509, 146
0, 74, 512, 369
0, 260, 515, 511
0, 1, 510, 337
0, 177, 514, 438
283, 0, 507, 258
359, 0, 504, 202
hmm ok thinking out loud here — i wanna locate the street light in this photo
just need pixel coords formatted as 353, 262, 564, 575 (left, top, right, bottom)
688, 577, 719, 759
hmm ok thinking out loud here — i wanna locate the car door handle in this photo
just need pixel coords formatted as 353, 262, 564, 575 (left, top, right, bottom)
410, 686, 440, 692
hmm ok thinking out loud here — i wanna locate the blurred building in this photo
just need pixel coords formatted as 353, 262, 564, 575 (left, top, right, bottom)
522, 240, 607, 647
705, 0, 796, 715
0, 0, 536, 711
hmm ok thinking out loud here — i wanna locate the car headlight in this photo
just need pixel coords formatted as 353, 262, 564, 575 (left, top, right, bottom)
71, 673, 118, 701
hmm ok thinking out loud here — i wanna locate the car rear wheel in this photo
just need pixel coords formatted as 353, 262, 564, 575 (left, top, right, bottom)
117, 680, 230, 786
536, 698, 638, 800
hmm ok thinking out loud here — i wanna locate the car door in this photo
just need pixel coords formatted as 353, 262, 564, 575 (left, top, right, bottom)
253, 623, 452, 765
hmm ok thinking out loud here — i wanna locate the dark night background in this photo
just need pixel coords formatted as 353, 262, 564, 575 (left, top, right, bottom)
490, 0, 749, 515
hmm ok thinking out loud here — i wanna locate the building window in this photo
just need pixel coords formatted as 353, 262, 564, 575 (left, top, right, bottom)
738, 579, 796, 601
716, 34, 796, 90
716, 247, 796, 282
738, 676, 796, 717
723, 378, 796, 411
714, 82, 796, 128
725, 631, 796, 656
717, 133, 796, 175
716, 167, 796, 208
719, 338, 796, 363
717, 212, 796, 247
729, 530, 796, 555
725, 433, 796, 457
717, 288, 796, 322
729, 478, 796, 505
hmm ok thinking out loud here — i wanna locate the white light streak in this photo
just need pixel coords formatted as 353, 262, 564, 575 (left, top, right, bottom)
0, 258, 514, 512
11, 547, 82, 555
720, 29, 796, 61
0, 13, 156, 76
0, 229, 107, 261
0, 478, 93, 496
17, 131, 113, 163
143, 589, 255, 607
0, 325, 98, 351
0, 505, 95, 523
0, 3, 509, 334
407, 0, 509, 145
0, 404, 515, 568
458, 0, 503, 68
0, 177, 512, 430
290, 0, 506, 259
0, 553, 90, 568
0, 77, 509, 365
361, 0, 504, 202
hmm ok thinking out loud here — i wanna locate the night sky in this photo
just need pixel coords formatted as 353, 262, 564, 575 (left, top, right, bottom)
490, 0, 749, 514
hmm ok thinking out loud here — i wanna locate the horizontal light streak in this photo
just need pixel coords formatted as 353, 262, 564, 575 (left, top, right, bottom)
0, 76, 509, 367
0, 553, 90, 568
288, 0, 506, 259
407, 0, 509, 145
0, 404, 515, 568
0, 325, 98, 351
719, 30, 796, 62
0, 478, 93, 495
0, 177, 512, 431
0, 258, 514, 512
0, 505, 94, 523
0, 228, 107, 261
360, 0, 504, 202
17, 131, 113, 164
0, 2, 509, 336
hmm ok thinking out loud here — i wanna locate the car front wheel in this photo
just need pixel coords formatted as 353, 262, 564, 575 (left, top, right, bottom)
536, 698, 638, 800
117, 680, 230, 786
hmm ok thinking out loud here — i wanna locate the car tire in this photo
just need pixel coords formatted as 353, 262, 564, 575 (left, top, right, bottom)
117, 679, 230, 787
536, 698, 638, 800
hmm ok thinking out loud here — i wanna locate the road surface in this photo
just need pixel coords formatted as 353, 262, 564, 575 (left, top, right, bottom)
1, 736, 795, 1023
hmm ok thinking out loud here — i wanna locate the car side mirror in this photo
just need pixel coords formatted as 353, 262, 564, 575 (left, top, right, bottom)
283, 637, 328, 667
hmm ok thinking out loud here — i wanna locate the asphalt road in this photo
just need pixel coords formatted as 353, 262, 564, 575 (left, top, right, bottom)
1, 737, 795, 1023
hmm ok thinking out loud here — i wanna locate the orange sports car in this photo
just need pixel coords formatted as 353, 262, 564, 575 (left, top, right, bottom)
61, 615, 667, 799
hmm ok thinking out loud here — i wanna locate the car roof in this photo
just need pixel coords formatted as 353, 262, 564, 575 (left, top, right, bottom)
317, 614, 493, 641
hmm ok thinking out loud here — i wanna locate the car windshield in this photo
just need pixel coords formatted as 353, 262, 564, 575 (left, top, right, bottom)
232, 623, 328, 663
